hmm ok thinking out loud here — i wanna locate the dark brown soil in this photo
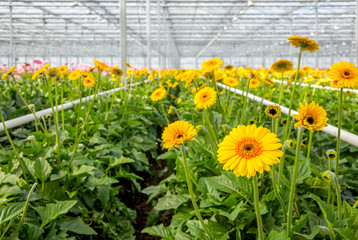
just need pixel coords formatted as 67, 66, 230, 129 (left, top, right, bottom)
133, 139, 173, 239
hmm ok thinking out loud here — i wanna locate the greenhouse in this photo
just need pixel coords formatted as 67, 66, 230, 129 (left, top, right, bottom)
0, 0, 358, 239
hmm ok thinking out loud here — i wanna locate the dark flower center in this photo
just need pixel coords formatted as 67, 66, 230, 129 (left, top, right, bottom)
269, 109, 277, 115
202, 94, 208, 99
243, 143, 254, 151
344, 71, 350, 76
176, 134, 183, 139
328, 154, 335, 158
306, 116, 314, 124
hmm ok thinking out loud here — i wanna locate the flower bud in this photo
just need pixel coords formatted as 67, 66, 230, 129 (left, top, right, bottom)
168, 106, 175, 115
28, 104, 36, 111
322, 170, 336, 183
285, 139, 295, 149
46, 114, 52, 119
326, 149, 337, 160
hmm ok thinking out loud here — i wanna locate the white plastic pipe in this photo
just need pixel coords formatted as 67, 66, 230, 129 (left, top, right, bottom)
0, 81, 149, 131
273, 80, 358, 94
218, 83, 358, 147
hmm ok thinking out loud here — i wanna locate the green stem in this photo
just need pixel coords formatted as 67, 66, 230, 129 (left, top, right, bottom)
68, 84, 99, 168
16, 182, 37, 237
335, 88, 343, 178
333, 174, 342, 220
47, 78, 61, 163
287, 126, 304, 237
204, 109, 218, 145
212, 72, 226, 124
253, 174, 264, 240
353, 199, 358, 208
160, 103, 170, 125
240, 78, 251, 125
181, 145, 212, 239
61, 82, 65, 130
0, 110, 32, 183
306, 131, 313, 162
283, 49, 302, 142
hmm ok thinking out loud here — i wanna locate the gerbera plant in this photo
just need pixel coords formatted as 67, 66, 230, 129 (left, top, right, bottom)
287, 101, 328, 237
162, 120, 212, 239
284, 35, 319, 143
217, 124, 283, 240
328, 61, 358, 179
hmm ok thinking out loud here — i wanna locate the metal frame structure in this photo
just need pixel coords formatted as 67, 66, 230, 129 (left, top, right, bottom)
0, 0, 357, 68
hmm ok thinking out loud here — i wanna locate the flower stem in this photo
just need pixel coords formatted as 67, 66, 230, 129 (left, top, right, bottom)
181, 145, 212, 239
61, 82, 65, 130
16, 182, 37, 237
335, 88, 343, 178
333, 173, 342, 220
160, 103, 170, 125
287, 126, 304, 237
240, 78, 251, 125
0, 110, 32, 183
253, 174, 264, 240
306, 131, 313, 162
283, 49, 302, 142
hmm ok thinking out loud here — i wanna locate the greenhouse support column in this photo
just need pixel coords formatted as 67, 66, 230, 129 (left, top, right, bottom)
65, 21, 68, 63
42, 11, 47, 62
120, 0, 127, 83
146, 0, 151, 70
157, 0, 161, 68
331, 38, 334, 65
315, 0, 318, 68
9, 0, 13, 66
356, 0, 358, 65
195, 57, 198, 69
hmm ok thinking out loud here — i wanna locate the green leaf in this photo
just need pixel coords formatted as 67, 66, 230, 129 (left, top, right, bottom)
142, 224, 173, 239
0, 202, 25, 225
218, 201, 246, 221
25, 223, 44, 240
86, 176, 119, 189
132, 151, 149, 165
155, 194, 190, 211
157, 151, 177, 160
142, 185, 166, 203
288, 160, 311, 184
59, 217, 97, 235
292, 213, 309, 232
33, 200, 77, 228
267, 230, 290, 240
34, 158, 52, 183
110, 156, 135, 168
71, 165, 96, 177
89, 132, 108, 145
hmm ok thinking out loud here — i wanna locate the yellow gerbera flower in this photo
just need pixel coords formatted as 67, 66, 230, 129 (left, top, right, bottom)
201, 58, 223, 71
293, 101, 328, 132
328, 61, 358, 88
194, 86, 217, 110
83, 76, 96, 87
162, 120, 197, 148
68, 70, 82, 81
249, 78, 260, 88
151, 88, 167, 102
217, 124, 283, 178
93, 60, 110, 70
270, 59, 293, 73
223, 77, 239, 87
287, 35, 319, 53
1, 66, 16, 79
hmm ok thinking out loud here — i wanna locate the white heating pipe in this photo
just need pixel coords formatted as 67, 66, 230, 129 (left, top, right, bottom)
0, 80, 149, 131
273, 80, 358, 94
218, 83, 358, 147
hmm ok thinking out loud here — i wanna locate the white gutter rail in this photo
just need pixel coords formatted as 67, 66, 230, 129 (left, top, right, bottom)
0, 81, 149, 131
273, 80, 358, 94
218, 83, 358, 148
